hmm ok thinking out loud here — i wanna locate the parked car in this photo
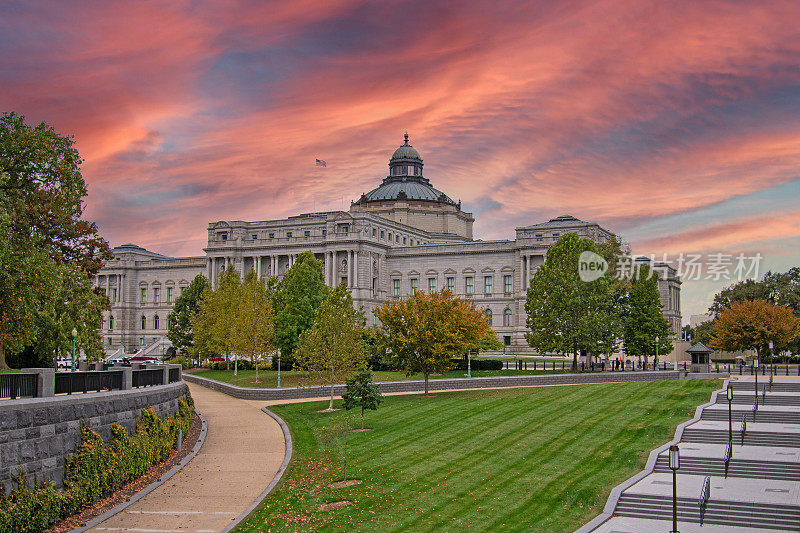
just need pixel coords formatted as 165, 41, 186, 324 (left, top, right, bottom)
56, 358, 72, 370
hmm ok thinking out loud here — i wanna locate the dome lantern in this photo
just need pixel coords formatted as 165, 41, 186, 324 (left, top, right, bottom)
388, 132, 423, 178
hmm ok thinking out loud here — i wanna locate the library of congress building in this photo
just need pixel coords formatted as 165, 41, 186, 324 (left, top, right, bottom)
95, 135, 681, 357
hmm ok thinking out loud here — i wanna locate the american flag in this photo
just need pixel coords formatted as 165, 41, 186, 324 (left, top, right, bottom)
315, 158, 327, 167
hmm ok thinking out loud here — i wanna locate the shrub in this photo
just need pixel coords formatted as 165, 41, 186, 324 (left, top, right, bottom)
0, 393, 194, 533
449, 358, 504, 371
167, 356, 192, 369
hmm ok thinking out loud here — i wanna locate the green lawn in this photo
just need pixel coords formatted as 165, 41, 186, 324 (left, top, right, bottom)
190, 367, 571, 388
235, 379, 720, 533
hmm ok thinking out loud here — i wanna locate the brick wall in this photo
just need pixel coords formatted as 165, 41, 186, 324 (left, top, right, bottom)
0, 382, 186, 492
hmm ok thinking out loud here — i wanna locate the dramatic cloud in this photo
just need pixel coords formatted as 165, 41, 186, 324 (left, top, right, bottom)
2, 0, 800, 317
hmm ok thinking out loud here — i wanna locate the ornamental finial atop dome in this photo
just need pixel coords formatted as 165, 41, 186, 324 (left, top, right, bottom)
403, 131, 409, 145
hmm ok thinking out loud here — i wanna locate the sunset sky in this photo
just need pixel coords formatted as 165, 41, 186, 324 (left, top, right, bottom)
2, 0, 800, 321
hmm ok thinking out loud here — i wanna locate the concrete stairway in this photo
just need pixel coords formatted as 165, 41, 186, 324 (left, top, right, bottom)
583, 377, 800, 533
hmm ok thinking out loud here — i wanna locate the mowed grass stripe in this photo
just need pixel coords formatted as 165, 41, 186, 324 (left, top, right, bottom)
238, 379, 720, 533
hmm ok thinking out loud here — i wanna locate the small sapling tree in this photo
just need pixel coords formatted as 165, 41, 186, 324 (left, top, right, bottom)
342, 367, 383, 430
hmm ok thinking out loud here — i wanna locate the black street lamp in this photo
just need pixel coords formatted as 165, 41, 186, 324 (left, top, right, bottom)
727, 385, 733, 444
769, 340, 774, 390
669, 444, 680, 533
754, 358, 759, 406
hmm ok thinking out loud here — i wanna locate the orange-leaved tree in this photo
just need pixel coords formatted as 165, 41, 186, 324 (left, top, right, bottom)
710, 299, 799, 359
374, 289, 496, 395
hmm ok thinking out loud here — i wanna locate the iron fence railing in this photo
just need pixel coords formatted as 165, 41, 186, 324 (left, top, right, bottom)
741, 415, 747, 445
699, 475, 711, 525
724, 438, 732, 478
132, 368, 163, 388
0, 373, 38, 399
54, 370, 124, 395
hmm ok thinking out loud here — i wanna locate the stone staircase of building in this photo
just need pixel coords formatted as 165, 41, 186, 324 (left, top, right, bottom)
614, 491, 800, 531
584, 377, 800, 533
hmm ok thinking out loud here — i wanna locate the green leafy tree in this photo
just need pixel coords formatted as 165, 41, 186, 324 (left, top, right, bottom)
375, 289, 493, 395
342, 367, 383, 429
295, 284, 366, 410
167, 275, 210, 355
623, 264, 673, 364
274, 251, 328, 366
525, 233, 614, 370
230, 271, 275, 381
0, 112, 110, 275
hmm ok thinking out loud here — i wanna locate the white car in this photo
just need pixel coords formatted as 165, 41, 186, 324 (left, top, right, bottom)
56, 358, 73, 370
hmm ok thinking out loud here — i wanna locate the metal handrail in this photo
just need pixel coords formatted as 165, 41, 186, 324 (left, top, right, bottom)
699, 475, 711, 525
763, 385, 767, 404
753, 395, 758, 421
741, 415, 747, 445
724, 438, 732, 478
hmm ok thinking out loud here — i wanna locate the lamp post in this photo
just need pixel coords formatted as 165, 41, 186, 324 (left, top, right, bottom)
727, 385, 733, 444
769, 340, 774, 389
71, 328, 77, 372
276, 348, 281, 388
467, 349, 471, 379
754, 358, 759, 405
669, 444, 680, 533
655, 336, 659, 371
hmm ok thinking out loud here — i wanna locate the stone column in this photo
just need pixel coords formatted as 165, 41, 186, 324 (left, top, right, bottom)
22, 368, 54, 397
256, 255, 261, 280
353, 250, 358, 287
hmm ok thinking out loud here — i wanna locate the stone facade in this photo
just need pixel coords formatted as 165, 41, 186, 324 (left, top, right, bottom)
96, 137, 682, 355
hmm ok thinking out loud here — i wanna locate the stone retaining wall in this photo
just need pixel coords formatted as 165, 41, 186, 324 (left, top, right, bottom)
183, 370, 682, 401
0, 381, 186, 492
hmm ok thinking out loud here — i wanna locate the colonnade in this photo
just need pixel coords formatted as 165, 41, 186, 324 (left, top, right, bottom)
207, 250, 361, 289
519, 253, 544, 290
97, 273, 124, 303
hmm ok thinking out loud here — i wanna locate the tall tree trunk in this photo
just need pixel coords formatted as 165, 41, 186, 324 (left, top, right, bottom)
0, 345, 7, 370
361, 407, 365, 430
329, 383, 335, 411
572, 349, 578, 372
424, 371, 429, 396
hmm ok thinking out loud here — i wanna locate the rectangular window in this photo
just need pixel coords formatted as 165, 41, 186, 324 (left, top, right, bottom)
504, 275, 512, 294
393, 279, 400, 296
381, 230, 385, 239
153, 288, 160, 304
269, 233, 275, 239
252, 234, 258, 240
108, 337, 112, 346
446, 277, 454, 292
286, 231, 292, 238
403, 237, 407, 245
410, 278, 418, 292
140, 337, 145, 347
372, 228, 377, 237
322, 229, 327, 236
372, 277, 377, 295
484, 276, 493, 294
304, 230, 311, 237
465, 276, 474, 294
167, 287, 174, 303
217, 232, 227, 241
110, 288, 117, 302
396, 235, 400, 243
141, 288, 147, 303
428, 277, 436, 292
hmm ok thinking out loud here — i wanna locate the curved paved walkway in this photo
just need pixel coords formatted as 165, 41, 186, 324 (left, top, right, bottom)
89, 383, 286, 533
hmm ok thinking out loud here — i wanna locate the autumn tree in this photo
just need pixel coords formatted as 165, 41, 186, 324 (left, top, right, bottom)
295, 284, 366, 410
167, 275, 210, 355
342, 367, 383, 430
710, 300, 799, 359
230, 271, 275, 381
374, 289, 493, 395
274, 251, 328, 367
192, 266, 241, 368
525, 233, 615, 370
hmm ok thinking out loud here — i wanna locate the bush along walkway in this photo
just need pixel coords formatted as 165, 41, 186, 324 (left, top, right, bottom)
0, 393, 194, 533
86, 382, 287, 533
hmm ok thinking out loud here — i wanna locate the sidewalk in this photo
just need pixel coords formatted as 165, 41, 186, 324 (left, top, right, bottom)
89, 383, 286, 532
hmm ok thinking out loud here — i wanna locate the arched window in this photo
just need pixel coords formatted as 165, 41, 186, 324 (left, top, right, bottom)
154, 315, 160, 330
109, 315, 114, 331
503, 308, 512, 327
141, 315, 146, 330
484, 309, 492, 324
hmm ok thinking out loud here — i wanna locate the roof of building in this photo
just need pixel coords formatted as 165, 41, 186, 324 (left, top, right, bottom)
111, 244, 167, 258
522, 215, 591, 229
687, 342, 715, 354
354, 134, 457, 207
